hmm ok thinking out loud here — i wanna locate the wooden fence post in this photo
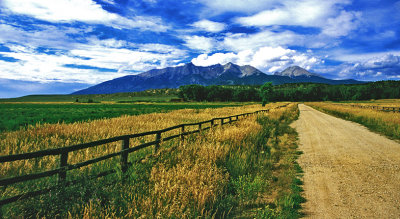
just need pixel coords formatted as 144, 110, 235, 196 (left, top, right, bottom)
181, 125, 185, 142
59, 151, 68, 183
154, 131, 161, 153
221, 118, 224, 126
236, 115, 238, 121
121, 137, 129, 174
211, 119, 214, 128
198, 123, 202, 132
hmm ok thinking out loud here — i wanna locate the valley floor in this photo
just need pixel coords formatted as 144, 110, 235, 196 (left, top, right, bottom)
292, 104, 400, 218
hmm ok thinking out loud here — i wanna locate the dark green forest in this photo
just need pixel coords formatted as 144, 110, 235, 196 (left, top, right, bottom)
178, 81, 400, 102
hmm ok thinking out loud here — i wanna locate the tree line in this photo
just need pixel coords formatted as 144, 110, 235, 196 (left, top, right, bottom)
178, 81, 400, 102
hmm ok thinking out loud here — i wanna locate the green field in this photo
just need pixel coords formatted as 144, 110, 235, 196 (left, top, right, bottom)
0, 102, 246, 132
0, 88, 179, 103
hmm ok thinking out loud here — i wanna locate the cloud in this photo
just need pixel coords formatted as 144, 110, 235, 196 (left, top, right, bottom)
0, 37, 188, 84
236, 0, 332, 27
182, 28, 307, 53
322, 11, 361, 37
0, 24, 80, 49
182, 28, 306, 53
1, 0, 168, 31
191, 19, 226, 32
70, 43, 187, 73
337, 54, 400, 80
191, 46, 320, 73
0, 22, 187, 84
359, 54, 399, 70
182, 35, 217, 52
330, 50, 400, 62
235, 0, 360, 38
223, 30, 305, 52
191, 52, 237, 66
198, 0, 281, 14
99, 0, 116, 5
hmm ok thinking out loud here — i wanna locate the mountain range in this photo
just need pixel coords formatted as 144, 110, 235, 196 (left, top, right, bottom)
73, 63, 364, 95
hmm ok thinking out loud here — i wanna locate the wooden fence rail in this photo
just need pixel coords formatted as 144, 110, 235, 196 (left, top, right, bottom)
0, 104, 289, 207
348, 104, 400, 112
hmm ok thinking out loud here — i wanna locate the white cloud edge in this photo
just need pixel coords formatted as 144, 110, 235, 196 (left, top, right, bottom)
191, 19, 227, 33
1, 0, 169, 32
191, 46, 320, 73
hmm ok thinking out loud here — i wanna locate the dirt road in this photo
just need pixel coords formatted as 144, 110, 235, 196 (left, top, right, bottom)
292, 104, 400, 218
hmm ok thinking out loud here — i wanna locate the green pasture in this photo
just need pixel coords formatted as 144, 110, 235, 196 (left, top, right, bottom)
0, 102, 246, 132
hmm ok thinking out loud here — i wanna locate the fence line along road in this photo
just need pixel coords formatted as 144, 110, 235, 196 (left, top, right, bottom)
0, 103, 290, 207
348, 104, 400, 112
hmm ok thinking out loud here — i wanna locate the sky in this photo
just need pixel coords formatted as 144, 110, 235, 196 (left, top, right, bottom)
0, 0, 400, 98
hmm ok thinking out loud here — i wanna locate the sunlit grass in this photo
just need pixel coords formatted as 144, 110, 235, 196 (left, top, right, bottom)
0, 102, 246, 132
307, 101, 400, 140
1, 102, 303, 218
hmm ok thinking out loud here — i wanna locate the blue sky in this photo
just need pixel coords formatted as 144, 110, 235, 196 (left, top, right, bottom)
0, 0, 399, 98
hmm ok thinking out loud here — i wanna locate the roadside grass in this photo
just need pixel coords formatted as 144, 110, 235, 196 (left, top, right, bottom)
334, 99, 400, 105
307, 102, 400, 140
0, 102, 245, 132
1, 103, 304, 218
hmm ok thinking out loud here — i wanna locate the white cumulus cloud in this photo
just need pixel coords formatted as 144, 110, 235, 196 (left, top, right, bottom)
182, 35, 217, 52
191, 46, 320, 73
191, 19, 226, 32
0, 37, 188, 84
223, 30, 305, 52
1, 0, 168, 31
322, 11, 361, 37
198, 0, 281, 14
235, 0, 361, 38
332, 54, 400, 80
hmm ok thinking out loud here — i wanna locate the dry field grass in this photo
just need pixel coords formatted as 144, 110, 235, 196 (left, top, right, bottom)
306, 101, 400, 140
2, 102, 303, 218
1, 103, 281, 177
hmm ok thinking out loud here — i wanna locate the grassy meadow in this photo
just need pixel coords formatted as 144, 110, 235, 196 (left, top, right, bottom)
0, 102, 246, 132
334, 99, 400, 107
1, 102, 304, 218
307, 101, 400, 140
0, 88, 179, 103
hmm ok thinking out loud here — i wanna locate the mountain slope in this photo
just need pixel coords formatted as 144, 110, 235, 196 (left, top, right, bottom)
73, 63, 365, 95
275, 66, 318, 77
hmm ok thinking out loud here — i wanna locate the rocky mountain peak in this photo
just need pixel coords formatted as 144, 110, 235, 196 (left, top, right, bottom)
223, 62, 238, 70
72, 63, 362, 95
275, 66, 320, 78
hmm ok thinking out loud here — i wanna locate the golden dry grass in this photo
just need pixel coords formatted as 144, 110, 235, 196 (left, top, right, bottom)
338, 101, 400, 108
307, 102, 400, 140
2, 103, 292, 217
0, 103, 284, 177
65, 105, 295, 218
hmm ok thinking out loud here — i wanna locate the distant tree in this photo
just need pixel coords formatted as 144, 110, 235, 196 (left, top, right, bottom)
206, 86, 233, 101
178, 81, 400, 102
178, 85, 206, 101
88, 99, 94, 103
260, 82, 273, 106
233, 88, 261, 102
75, 98, 79, 102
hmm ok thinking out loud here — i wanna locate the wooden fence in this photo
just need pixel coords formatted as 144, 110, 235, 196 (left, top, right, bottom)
348, 104, 400, 112
0, 104, 289, 207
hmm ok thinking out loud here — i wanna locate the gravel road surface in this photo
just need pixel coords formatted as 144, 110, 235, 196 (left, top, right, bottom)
292, 104, 400, 218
